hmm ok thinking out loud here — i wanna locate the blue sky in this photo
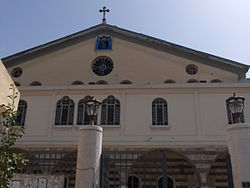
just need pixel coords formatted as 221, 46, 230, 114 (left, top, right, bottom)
1, 0, 250, 76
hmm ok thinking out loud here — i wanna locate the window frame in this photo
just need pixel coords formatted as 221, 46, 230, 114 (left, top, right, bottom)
91, 56, 114, 76
11, 67, 23, 78
127, 175, 140, 188
157, 176, 175, 188
152, 98, 168, 126
186, 64, 198, 75
16, 99, 27, 127
55, 96, 74, 125
101, 96, 120, 125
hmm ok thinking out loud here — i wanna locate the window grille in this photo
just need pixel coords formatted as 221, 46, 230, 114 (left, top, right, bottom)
101, 150, 186, 188
242, 182, 250, 188
128, 176, 140, 188
55, 96, 74, 125
101, 96, 120, 125
18, 151, 77, 188
91, 56, 113, 76
17, 100, 27, 127
11, 67, 23, 77
158, 176, 174, 188
186, 64, 198, 75
152, 98, 168, 125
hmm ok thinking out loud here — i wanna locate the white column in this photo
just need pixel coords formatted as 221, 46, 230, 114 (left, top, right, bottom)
75, 125, 103, 188
226, 123, 250, 187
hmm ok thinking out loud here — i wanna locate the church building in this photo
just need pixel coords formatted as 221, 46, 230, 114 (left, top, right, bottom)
2, 9, 250, 188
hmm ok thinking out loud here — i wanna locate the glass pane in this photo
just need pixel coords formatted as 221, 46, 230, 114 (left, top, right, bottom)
158, 177, 174, 188
107, 106, 114, 124
61, 108, 69, 125
68, 105, 74, 124
101, 96, 120, 125
101, 105, 107, 124
157, 106, 163, 124
114, 106, 120, 124
152, 98, 168, 125
128, 176, 140, 188
77, 104, 84, 125
17, 100, 27, 126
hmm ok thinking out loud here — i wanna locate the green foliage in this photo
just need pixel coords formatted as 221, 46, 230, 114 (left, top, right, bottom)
0, 84, 28, 188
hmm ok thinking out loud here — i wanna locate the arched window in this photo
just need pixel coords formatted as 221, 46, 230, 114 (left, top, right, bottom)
128, 176, 140, 188
17, 100, 27, 127
152, 98, 168, 125
120, 80, 132, 84
187, 79, 199, 83
77, 96, 97, 125
101, 96, 120, 125
71, 81, 84, 85
211, 79, 222, 83
96, 80, 108, 84
30, 81, 42, 86
55, 96, 74, 125
158, 176, 174, 188
164, 79, 176, 84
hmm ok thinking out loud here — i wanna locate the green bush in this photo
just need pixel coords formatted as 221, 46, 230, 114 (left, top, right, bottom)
0, 84, 27, 188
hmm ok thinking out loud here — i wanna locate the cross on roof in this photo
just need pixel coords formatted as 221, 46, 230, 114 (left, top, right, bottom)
99, 6, 110, 24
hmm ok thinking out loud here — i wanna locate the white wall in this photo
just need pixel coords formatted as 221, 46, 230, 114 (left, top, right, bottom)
0, 59, 19, 112
16, 83, 250, 148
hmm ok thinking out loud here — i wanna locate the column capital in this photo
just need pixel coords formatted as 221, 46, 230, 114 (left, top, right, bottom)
226, 123, 250, 131
79, 125, 103, 133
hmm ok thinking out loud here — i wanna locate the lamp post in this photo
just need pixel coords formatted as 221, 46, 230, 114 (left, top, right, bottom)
83, 96, 102, 125
225, 93, 250, 187
75, 96, 103, 188
226, 93, 245, 123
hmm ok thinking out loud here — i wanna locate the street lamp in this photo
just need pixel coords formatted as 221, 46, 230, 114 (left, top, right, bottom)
226, 93, 245, 123
83, 96, 101, 125
75, 96, 103, 188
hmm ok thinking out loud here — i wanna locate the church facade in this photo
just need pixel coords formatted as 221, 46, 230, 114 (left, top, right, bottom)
2, 23, 250, 188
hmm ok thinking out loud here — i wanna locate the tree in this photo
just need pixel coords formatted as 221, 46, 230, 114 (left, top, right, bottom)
0, 84, 27, 188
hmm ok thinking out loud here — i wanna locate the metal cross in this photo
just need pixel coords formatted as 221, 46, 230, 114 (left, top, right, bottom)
99, 6, 110, 24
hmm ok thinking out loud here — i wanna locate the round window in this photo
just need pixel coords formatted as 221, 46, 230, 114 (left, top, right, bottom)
186, 64, 198, 75
11, 67, 23, 77
91, 56, 113, 76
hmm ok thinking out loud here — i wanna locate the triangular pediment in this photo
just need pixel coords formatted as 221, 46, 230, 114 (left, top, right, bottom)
2, 24, 249, 86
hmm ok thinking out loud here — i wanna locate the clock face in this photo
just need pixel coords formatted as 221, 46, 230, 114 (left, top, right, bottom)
91, 56, 113, 76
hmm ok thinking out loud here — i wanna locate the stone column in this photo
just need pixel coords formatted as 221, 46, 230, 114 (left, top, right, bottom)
75, 125, 103, 188
226, 123, 250, 187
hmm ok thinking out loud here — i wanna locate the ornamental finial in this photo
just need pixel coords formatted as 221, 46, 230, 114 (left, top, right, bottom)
99, 6, 110, 24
